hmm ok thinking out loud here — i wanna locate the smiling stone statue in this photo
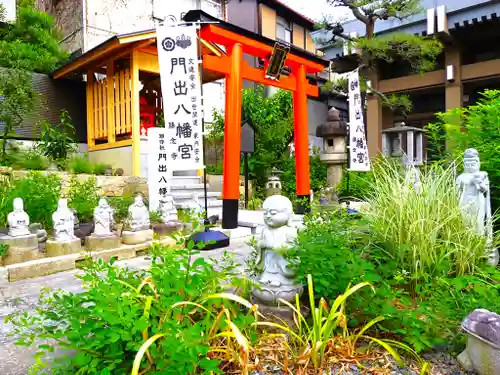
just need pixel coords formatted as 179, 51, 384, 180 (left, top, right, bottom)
251, 195, 302, 306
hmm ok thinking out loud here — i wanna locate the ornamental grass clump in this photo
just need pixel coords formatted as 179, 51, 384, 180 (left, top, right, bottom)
365, 159, 491, 280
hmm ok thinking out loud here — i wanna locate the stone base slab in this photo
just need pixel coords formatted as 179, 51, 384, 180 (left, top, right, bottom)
85, 234, 121, 251
1, 237, 176, 282
0, 234, 42, 266
122, 229, 153, 245
46, 238, 82, 257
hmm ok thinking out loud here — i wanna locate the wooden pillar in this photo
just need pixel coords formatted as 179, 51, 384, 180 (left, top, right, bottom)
222, 43, 243, 229
293, 64, 310, 213
366, 70, 382, 157
131, 50, 141, 176
86, 71, 95, 148
445, 46, 463, 110
106, 60, 116, 144
367, 96, 382, 157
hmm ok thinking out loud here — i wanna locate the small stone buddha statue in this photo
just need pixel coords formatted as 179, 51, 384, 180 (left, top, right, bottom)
8, 198, 30, 237
456, 148, 498, 265
251, 195, 302, 306
52, 199, 76, 241
128, 194, 150, 231
93, 198, 114, 236
159, 195, 178, 222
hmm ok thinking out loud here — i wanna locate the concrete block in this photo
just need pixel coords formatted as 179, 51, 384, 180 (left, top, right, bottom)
7, 254, 78, 282
85, 234, 121, 251
46, 238, 82, 257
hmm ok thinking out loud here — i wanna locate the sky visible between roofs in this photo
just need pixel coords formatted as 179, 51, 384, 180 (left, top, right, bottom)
280, 0, 350, 22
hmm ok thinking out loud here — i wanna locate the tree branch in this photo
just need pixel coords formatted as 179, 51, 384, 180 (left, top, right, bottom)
328, 0, 369, 24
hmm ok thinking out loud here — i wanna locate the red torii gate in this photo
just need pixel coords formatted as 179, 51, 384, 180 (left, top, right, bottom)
185, 10, 328, 229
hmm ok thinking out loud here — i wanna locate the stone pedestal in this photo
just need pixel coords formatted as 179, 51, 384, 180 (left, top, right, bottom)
46, 238, 82, 257
0, 234, 42, 265
85, 234, 121, 251
121, 229, 153, 245
153, 222, 182, 238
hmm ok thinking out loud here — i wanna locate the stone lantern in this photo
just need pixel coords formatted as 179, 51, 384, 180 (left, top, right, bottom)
381, 122, 425, 165
266, 168, 283, 197
316, 107, 348, 187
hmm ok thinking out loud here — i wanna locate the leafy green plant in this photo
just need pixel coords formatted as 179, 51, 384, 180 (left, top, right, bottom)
149, 210, 163, 224
12, 148, 49, 171
7, 239, 253, 375
0, 69, 38, 160
92, 162, 107, 175
37, 110, 77, 164
0, 172, 60, 229
247, 197, 262, 211
426, 89, 500, 215
66, 154, 94, 174
294, 208, 500, 353
256, 275, 427, 371
67, 176, 100, 223
0, 3, 69, 73
0, 243, 8, 258
281, 149, 327, 199
108, 194, 135, 224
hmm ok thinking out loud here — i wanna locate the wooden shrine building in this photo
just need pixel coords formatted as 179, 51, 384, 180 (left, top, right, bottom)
52, 10, 328, 229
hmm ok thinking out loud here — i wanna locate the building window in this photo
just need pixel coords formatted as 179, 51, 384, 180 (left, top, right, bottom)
276, 16, 291, 44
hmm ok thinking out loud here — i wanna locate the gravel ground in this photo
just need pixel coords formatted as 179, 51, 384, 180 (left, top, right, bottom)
249, 351, 476, 375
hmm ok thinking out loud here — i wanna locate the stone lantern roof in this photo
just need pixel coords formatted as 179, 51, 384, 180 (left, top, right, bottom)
316, 107, 347, 138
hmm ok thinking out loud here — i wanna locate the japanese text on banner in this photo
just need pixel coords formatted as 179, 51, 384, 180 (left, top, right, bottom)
348, 70, 371, 172
156, 25, 204, 171
148, 127, 171, 211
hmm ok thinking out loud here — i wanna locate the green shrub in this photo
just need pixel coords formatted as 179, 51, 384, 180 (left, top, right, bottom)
426, 89, 500, 215
149, 210, 163, 224
11, 148, 49, 171
37, 109, 77, 164
67, 154, 94, 174
337, 169, 374, 200
7, 242, 252, 375
280, 150, 327, 199
0, 171, 60, 229
92, 163, 107, 175
294, 209, 500, 353
67, 176, 100, 223
365, 159, 490, 280
108, 195, 135, 224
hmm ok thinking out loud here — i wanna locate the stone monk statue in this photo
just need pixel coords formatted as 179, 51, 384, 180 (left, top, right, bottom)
52, 199, 76, 241
128, 194, 150, 232
8, 198, 30, 237
456, 148, 498, 265
251, 195, 302, 306
93, 198, 114, 236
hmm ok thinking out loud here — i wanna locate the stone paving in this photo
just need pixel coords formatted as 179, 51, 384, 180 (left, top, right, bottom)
0, 236, 254, 375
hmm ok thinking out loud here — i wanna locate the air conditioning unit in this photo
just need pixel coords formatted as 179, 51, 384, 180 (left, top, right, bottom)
1, 0, 16, 22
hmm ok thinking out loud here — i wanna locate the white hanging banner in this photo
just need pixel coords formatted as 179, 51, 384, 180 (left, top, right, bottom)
148, 127, 171, 211
156, 24, 204, 171
348, 69, 371, 172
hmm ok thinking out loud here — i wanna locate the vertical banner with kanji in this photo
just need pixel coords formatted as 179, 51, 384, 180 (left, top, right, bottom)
156, 24, 204, 171
347, 69, 371, 172
148, 127, 170, 211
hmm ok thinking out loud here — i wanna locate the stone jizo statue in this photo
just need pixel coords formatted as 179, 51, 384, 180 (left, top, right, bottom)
128, 194, 150, 231
52, 199, 76, 241
159, 195, 178, 222
456, 148, 498, 265
251, 195, 302, 306
8, 198, 30, 237
93, 198, 114, 236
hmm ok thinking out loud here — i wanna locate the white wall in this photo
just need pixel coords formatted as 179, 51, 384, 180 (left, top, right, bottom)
0, 0, 15, 21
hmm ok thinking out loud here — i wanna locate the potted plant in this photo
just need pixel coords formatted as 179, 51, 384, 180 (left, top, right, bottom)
0, 243, 8, 266
150, 210, 168, 237
109, 195, 134, 234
